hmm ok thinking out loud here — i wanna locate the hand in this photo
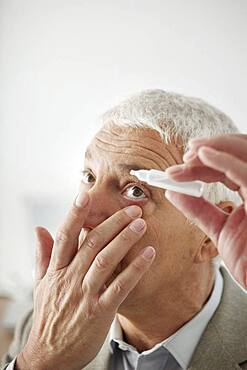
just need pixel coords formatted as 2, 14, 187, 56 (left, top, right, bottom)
165, 134, 247, 289
16, 192, 155, 370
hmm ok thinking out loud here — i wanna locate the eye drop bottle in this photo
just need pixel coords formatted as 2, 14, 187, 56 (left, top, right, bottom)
130, 169, 204, 197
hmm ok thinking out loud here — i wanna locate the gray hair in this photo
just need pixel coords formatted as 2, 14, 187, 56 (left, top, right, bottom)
101, 89, 242, 207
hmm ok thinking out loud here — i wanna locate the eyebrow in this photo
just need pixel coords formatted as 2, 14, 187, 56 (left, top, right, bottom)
118, 163, 151, 172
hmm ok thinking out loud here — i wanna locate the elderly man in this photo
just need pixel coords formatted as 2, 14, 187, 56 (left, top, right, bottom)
1, 90, 247, 370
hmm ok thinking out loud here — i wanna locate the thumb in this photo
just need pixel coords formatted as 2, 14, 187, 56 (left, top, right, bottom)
35, 226, 54, 281
165, 190, 228, 246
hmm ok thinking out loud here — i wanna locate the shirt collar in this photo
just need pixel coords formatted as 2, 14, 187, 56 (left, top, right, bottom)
109, 268, 223, 369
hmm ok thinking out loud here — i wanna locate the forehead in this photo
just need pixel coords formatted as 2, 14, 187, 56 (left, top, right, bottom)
85, 125, 183, 170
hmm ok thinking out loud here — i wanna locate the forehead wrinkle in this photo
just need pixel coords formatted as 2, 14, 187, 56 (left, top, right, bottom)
98, 125, 184, 160
96, 128, 163, 147
94, 135, 181, 169
86, 141, 167, 168
85, 145, 163, 172
95, 139, 169, 169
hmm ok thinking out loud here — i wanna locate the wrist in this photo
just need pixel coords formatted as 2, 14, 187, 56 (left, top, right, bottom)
15, 352, 30, 370
16, 350, 45, 370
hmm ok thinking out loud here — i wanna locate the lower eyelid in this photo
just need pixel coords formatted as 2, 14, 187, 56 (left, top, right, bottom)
124, 192, 146, 200
123, 194, 148, 203
128, 195, 146, 200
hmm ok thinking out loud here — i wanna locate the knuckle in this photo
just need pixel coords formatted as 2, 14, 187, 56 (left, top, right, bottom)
85, 236, 96, 249
113, 280, 127, 296
59, 275, 72, 291
84, 230, 100, 249
69, 204, 82, 219
46, 268, 67, 286
119, 228, 132, 242
83, 298, 99, 320
95, 253, 110, 270
56, 229, 70, 243
82, 278, 92, 294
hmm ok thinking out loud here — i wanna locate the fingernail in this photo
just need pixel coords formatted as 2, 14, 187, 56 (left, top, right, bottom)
129, 218, 146, 232
164, 190, 173, 201
183, 150, 197, 162
75, 192, 89, 208
141, 246, 155, 261
125, 205, 142, 218
166, 165, 184, 175
198, 146, 217, 158
189, 138, 207, 148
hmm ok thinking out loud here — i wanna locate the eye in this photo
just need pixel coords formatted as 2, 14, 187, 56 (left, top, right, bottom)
81, 170, 95, 184
123, 185, 146, 200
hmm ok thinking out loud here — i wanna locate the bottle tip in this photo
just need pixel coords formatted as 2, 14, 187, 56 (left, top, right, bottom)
130, 169, 149, 182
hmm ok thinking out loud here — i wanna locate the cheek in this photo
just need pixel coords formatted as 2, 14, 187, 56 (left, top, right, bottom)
144, 202, 194, 261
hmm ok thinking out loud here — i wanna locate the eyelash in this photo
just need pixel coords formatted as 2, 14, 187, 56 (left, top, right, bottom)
81, 171, 95, 184
122, 183, 147, 200
81, 171, 148, 200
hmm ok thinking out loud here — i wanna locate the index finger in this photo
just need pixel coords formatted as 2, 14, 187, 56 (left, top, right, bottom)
48, 191, 90, 271
70, 205, 142, 276
188, 134, 247, 162
166, 163, 240, 191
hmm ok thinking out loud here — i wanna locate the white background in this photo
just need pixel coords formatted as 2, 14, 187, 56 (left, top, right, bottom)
0, 0, 247, 297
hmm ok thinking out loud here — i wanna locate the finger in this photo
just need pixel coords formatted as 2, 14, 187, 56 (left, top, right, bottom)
198, 147, 247, 191
82, 218, 147, 295
165, 191, 228, 245
49, 191, 90, 271
99, 246, 155, 311
183, 152, 203, 166
188, 135, 247, 162
217, 206, 247, 288
35, 227, 54, 281
189, 134, 247, 147
78, 228, 90, 249
218, 206, 247, 264
70, 205, 142, 276
184, 134, 247, 165
182, 148, 245, 190
166, 164, 239, 191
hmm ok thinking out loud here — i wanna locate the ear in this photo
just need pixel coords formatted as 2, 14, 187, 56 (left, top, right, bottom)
194, 236, 218, 263
194, 200, 237, 263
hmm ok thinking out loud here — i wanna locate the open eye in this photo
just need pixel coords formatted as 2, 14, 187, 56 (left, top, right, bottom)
123, 185, 146, 200
81, 170, 95, 184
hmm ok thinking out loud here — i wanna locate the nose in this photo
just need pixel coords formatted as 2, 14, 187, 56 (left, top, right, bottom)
84, 185, 120, 229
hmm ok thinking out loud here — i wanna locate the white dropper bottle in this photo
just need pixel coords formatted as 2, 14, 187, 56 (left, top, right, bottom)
130, 169, 204, 197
